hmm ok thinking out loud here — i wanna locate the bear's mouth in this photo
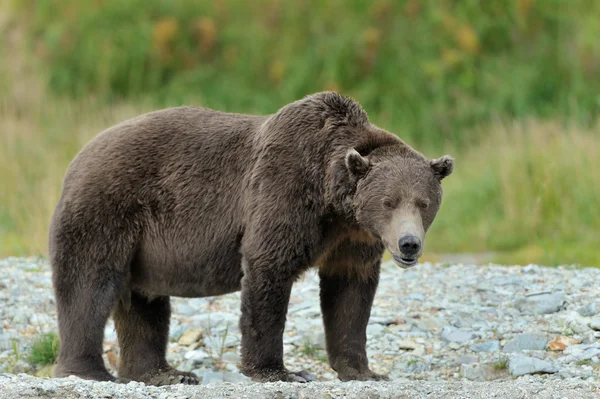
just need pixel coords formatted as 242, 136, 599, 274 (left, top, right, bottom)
392, 253, 419, 268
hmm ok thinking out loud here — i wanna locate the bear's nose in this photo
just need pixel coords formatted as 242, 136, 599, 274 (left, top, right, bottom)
398, 235, 421, 257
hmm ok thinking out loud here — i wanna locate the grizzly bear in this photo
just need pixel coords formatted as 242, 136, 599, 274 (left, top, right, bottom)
48, 92, 453, 385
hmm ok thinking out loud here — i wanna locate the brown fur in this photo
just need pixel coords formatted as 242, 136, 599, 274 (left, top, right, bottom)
48, 92, 453, 385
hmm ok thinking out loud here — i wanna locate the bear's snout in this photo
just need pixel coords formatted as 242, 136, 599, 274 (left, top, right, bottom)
398, 235, 421, 257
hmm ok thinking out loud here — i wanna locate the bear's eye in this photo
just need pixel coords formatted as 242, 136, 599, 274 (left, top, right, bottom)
383, 199, 396, 210
416, 199, 429, 210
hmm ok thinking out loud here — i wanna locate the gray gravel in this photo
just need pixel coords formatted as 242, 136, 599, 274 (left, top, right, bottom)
1, 256, 600, 398
1, 373, 599, 399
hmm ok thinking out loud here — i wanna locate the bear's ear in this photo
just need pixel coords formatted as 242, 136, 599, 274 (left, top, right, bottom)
430, 155, 454, 180
345, 149, 370, 179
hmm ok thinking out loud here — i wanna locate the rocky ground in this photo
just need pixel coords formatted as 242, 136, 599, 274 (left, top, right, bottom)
1, 256, 600, 397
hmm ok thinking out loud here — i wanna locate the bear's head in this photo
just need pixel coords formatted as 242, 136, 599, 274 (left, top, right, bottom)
346, 148, 454, 268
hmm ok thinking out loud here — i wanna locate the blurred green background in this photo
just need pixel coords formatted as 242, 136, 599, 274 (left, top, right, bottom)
1, 0, 599, 266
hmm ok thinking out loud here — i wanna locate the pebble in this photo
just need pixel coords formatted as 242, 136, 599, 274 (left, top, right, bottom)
178, 328, 203, 346
548, 336, 581, 351
441, 327, 474, 343
461, 363, 507, 381
1, 256, 600, 384
502, 333, 548, 353
564, 312, 591, 334
470, 340, 500, 353
578, 303, 600, 317
589, 316, 600, 331
509, 355, 559, 376
514, 292, 566, 315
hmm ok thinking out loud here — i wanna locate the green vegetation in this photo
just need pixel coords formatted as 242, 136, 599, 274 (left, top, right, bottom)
9, 0, 600, 148
492, 357, 509, 371
28, 332, 60, 368
299, 339, 328, 363
1, 0, 599, 266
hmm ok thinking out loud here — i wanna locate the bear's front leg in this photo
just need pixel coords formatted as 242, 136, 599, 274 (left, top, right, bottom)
319, 261, 389, 382
238, 254, 315, 383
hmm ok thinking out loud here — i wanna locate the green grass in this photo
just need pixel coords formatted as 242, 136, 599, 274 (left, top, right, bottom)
492, 357, 508, 371
425, 119, 600, 267
28, 332, 60, 368
8, 0, 600, 150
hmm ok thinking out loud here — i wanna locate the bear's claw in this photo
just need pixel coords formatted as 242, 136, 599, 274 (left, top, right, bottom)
140, 369, 200, 386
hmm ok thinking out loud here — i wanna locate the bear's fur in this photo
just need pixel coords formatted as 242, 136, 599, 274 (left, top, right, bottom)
49, 92, 453, 385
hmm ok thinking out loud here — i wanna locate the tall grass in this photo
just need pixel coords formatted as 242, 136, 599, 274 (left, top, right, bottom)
427, 119, 600, 267
9, 0, 600, 149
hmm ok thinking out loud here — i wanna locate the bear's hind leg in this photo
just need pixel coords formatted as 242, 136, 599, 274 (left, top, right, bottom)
113, 292, 199, 386
52, 268, 124, 382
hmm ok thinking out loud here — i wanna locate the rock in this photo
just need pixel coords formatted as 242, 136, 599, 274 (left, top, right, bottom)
201, 371, 224, 385
178, 328, 203, 346
394, 358, 429, 373
366, 324, 385, 337
169, 324, 188, 342
29, 313, 52, 325
184, 349, 211, 363
578, 304, 600, 317
398, 339, 419, 351
368, 316, 395, 325
470, 341, 500, 353
548, 336, 581, 351
222, 372, 250, 384
589, 316, 600, 331
441, 327, 475, 343
564, 343, 600, 361
174, 303, 196, 316
415, 317, 448, 332
514, 292, 565, 315
453, 355, 479, 366
460, 363, 507, 381
565, 313, 591, 334
492, 277, 523, 286
509, 355, 559, 376
408, 293, 425, 301
476, 283, 495, 292
502, 333, 548, 352
221, 351, 240, 364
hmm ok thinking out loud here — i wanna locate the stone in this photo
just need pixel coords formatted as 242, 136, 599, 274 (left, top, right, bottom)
460, 363, 507, 381
221, 351, 240, 364
366, 324, 385, 337
453, 355, 479, 366
514, 292, 565, 315
548, 336, 581, 351
565, 313, 591, 334
415, 317, 448, 332
441, 327, 475, 343
174, 303, 196, 316
398, 339, 419, 351
589, 316, 600, 331
222, 372, 250, 384
169, 325, 188, 342
502, 333, 548, 353
368, 316, 396, 325
564, 343, 600, 361
201, 371, 224, 385
470, 341, 500, 353
476, 283, 495, 292
184, 349, 211, 363
578, 304, 600, 317
509, 355, 559, 376
178, 328, 203, 346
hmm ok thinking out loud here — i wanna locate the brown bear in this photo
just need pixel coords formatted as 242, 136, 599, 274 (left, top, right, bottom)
48, 91, 453, 385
